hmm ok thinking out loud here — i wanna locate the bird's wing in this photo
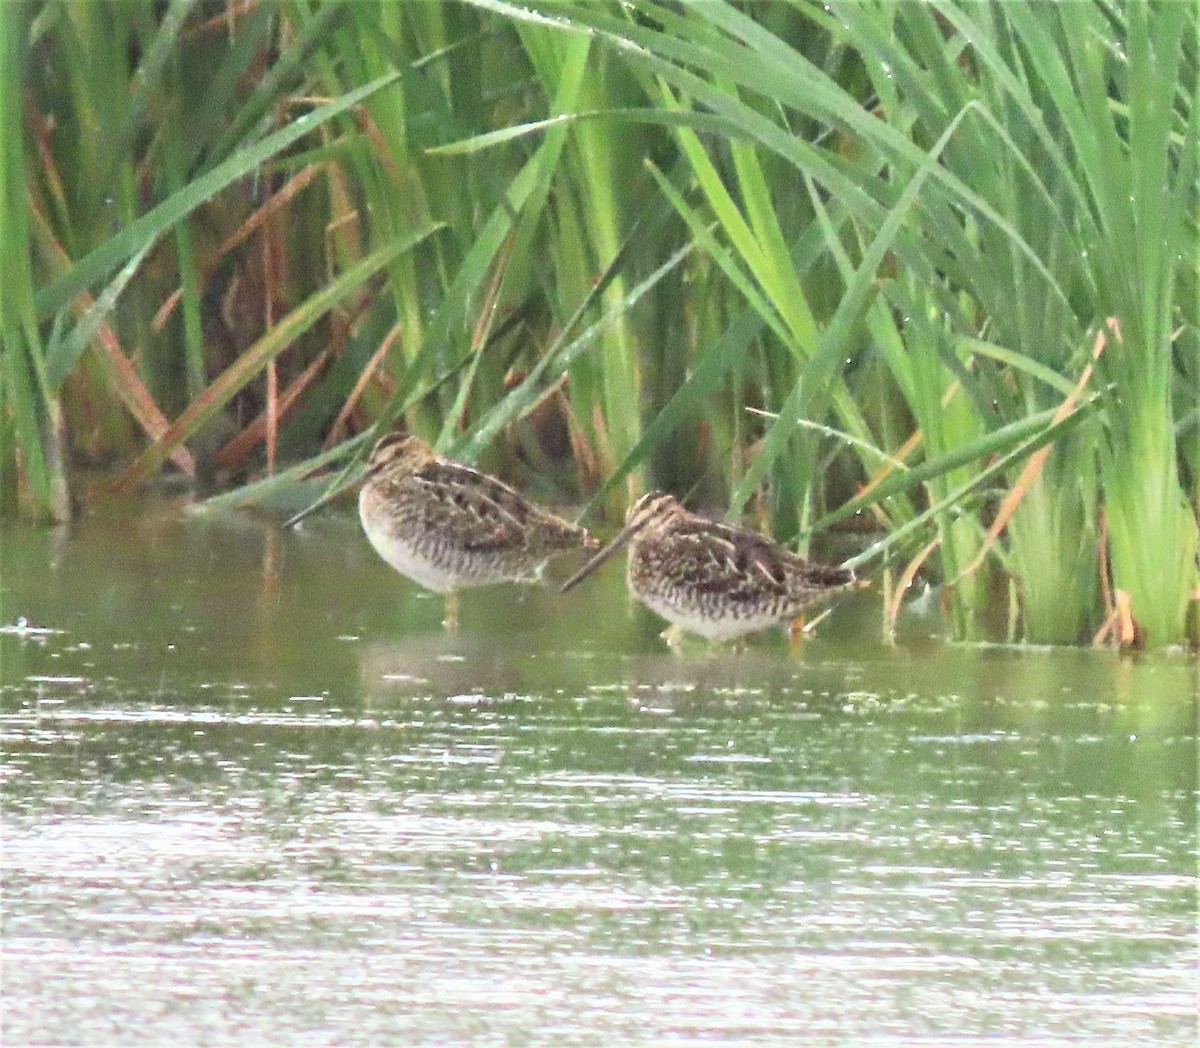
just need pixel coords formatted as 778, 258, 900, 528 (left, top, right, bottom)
409, 460, 569, 554
658, 518, 794, 599
659, 517, 853, 603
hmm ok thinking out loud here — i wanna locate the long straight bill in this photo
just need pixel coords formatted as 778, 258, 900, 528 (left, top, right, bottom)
560, 521, 639, 593
282, 469, 366, 529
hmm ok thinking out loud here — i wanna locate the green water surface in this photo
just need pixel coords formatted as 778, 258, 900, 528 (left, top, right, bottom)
1, 503, 1196, 1044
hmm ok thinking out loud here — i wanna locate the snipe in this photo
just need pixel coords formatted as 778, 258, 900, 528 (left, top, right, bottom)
562, 491, 861, 645
292, 433, 595, 628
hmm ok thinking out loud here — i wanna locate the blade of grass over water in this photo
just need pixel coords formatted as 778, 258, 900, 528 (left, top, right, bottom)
806, 401, 1105, 540
108, 228, 442, 495
193, 431, 374, 516
843, 394, 1103, 574
729, 101, 976, 521
27, 207, 196, 476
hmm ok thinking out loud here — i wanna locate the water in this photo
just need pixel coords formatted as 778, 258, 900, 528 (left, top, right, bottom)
2, 503, 1196, 1044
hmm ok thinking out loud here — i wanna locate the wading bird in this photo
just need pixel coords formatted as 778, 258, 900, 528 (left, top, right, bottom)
562, 491, 860, 646
288, 433, 595, 629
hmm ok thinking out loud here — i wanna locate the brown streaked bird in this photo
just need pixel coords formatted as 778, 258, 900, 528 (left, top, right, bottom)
562, 491, 861, 645
353, 433, 595, 629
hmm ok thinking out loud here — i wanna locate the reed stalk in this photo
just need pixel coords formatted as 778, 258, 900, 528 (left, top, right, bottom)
2, 1, 69, 521
7, 0, 1197, 647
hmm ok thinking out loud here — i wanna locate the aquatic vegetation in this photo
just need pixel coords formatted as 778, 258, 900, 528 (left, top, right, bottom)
3, 1, 1196, 647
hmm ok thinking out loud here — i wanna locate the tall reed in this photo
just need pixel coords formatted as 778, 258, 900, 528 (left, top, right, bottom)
458, 0, 1195, 646
2, 2, 68, 520
6, 1, 1197, 647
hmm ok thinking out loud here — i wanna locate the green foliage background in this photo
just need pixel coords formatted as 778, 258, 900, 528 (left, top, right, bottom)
2, 0, 1197, 647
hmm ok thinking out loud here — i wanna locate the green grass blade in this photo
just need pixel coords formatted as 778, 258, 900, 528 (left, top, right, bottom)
729, 102, 978, 516
843, 397, 1102, 572
110, 224, 442, 493
34, 71, 403, 320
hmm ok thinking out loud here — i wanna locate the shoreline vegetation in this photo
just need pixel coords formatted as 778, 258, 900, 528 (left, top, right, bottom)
2, 2, 1197, 648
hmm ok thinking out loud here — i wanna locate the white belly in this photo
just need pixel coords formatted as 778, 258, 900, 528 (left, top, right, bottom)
359, 494, 459, 593
638, 592, 784, 642
364, 530, 460, 593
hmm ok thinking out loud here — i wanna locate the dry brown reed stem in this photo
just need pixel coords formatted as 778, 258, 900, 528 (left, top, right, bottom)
324, 210, 361, 250
857, 379, 961, 500
1095, 506, 1114, 628
519, 372, 571, 421
216, 348, 330, 471
886, 536, 942, 635
288, 96, 404, 184
25, 98, 69, 223
262, 187, 282, 475
265, 361, 278, 473
324, 323, 403, 448
1115, 591, 1139, 648
564, 399, 601, 490
152, 162, 325, 333
1092, 590, 1139, 649
187, 0, 260, 39
1091, 507, 1141, 650
79, 319, 196, 475
26, 202, 196, 477
954, 319, 1115, 584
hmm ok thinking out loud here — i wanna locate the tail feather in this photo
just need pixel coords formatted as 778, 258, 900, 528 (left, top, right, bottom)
789, 562, 866, 605
808, 563, 858, 589
545, 515, 596, 551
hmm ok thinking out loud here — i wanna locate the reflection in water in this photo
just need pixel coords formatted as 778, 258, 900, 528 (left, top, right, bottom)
0, 506, 1196, 1044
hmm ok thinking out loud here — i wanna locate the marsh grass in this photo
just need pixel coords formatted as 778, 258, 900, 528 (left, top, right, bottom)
4, 0, 1197, 647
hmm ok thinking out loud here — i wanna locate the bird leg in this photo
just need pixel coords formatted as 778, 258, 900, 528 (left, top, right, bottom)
660, 624, 686, 650
788, 617, 806, 654
443, 590, 460, 633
